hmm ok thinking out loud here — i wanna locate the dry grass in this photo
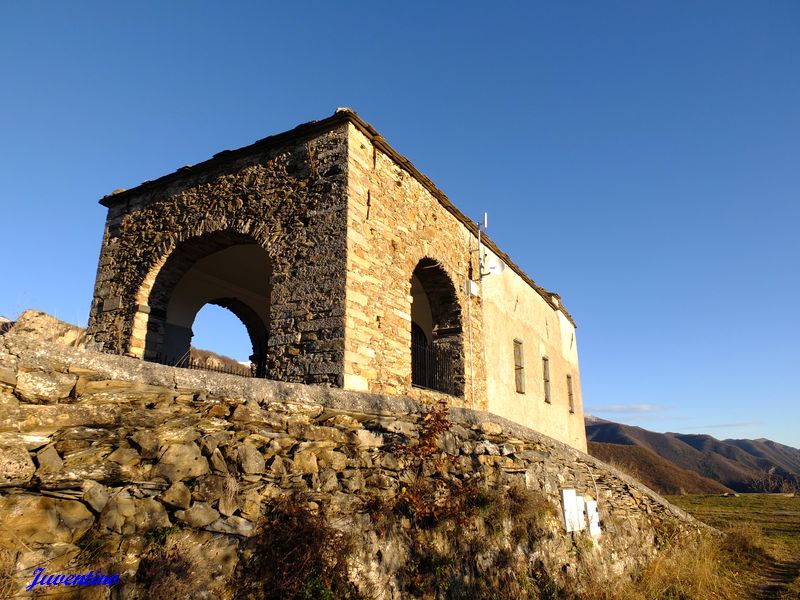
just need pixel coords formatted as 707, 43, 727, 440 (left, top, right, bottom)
0, 545, 16, 599
629, 532, 742, 600
433, 493, 797, 599
667, 493, 800, 599
136, 534, 196, 600
470, 484, 555, 542
721, 521, 769, 564
667, 493, 800, 559
574, 530, 743, 600
234, 497, 363, 600
781, 575, 800, 599
391, 483, 556, 599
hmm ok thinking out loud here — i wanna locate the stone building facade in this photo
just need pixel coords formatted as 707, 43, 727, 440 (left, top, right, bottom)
87, 110, 586, 451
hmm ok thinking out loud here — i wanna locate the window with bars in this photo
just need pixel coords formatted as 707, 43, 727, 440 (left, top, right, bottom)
513, 339, 525, 394
567, 374, 575, 413
542, 356, 551, 403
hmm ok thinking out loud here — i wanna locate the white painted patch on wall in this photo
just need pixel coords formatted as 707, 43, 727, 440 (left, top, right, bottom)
561, 489, 601, 536
575, 495, 586, 532
561, 489, 583, 532
465, 279, 480, 297
586, 499, 602, 537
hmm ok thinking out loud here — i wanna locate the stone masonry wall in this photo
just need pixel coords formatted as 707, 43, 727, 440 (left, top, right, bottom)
0, 314, 700, 598
344, 123, 487, 407
86, 122, 350, 386
83, 110, 584, 451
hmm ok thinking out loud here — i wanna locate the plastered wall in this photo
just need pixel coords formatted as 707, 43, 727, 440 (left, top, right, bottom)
480, 246, 587, 451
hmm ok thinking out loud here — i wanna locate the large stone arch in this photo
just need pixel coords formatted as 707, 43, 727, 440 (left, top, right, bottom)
130, 229, 272, 375
88, 122, 349, 387
410, 257, 465, 397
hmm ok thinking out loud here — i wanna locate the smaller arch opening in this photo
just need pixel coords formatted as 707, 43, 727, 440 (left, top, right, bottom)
191, 304, 252, 362
410, 258, 465, 396
187, 301, 267, 377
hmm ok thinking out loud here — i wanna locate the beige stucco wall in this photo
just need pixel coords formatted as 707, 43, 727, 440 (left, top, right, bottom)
480, 246, 587, 452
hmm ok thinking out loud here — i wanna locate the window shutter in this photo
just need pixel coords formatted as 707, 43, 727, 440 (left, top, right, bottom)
513, 340, 525, 394
567, 374, 574, 413
543, 357, 551, 403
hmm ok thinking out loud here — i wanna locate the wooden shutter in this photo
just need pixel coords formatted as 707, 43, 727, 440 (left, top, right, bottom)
542, 357, 551, 403
567, 374, 574, 413
514, 340, 525, 394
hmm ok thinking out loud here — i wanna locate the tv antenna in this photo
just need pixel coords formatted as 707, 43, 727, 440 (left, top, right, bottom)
475, 212, 506, 279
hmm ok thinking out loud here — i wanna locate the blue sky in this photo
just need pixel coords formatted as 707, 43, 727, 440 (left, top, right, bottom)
2, 2, 798, 446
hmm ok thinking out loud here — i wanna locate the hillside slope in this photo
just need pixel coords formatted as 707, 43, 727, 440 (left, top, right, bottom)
586, 419, 800, 492
587, 441, 732, 495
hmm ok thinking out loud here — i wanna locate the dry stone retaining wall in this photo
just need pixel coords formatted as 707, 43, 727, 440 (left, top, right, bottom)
0, 314, 699, 598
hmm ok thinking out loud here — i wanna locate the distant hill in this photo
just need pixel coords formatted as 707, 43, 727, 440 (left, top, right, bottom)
190, 347, 252, 376
586, 418, 800, 493
587, 442, 732, 495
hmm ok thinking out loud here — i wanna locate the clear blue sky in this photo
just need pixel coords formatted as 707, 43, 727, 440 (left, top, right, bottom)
2, 2, 798, 446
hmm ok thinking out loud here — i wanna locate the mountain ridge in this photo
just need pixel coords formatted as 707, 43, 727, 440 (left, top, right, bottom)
586, 417, 800, 493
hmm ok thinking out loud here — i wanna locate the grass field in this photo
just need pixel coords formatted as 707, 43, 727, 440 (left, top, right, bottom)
667, 493, 800, 599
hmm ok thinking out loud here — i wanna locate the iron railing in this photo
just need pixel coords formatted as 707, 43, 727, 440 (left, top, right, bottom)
411, 341, 456, 396
152, 354, 265, 379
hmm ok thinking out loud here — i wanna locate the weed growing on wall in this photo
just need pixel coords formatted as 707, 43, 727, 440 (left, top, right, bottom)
395, 491, 560, 600
144, 524, 181, 548
234, 497, 364, 600
0, 546, 15, 599
74, 526, 108, 568
393, 400, 472, 524
382, 401, 559, 598
136, 537, 195, 600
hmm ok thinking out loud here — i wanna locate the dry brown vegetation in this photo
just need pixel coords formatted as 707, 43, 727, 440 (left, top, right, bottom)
578, 532, 740, 600
462, 494, 798, 600
669, 493, 800, 600
588, 441, 732, 495
136, 536, 196, 600
782, 576, 800, 599
234, 498, 364, 600
0, 545, 15, 599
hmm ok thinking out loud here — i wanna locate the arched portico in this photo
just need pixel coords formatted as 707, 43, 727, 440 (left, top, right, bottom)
410, 258, 465, 397
133, 231, 271, 376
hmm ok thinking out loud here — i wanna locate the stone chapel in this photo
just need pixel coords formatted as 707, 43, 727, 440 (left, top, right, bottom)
86, 109, 587, 451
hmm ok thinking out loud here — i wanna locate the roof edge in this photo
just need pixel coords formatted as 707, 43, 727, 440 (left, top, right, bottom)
98, 109, 576, 327
340, 111, 577, 327
99, 110, 355, 208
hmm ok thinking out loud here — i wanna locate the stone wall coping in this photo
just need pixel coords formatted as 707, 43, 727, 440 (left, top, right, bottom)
2, 321, 692, 524
97, 109, 576, 327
